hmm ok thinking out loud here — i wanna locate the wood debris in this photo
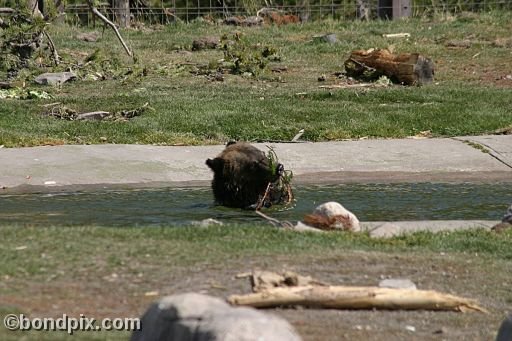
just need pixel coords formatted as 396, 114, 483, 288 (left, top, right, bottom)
228, 271, 487, 313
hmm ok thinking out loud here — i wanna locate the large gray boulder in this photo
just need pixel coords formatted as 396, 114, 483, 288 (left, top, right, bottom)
131, 293, 301, 341
34, 72, 77, 86
496, 314, 512, 341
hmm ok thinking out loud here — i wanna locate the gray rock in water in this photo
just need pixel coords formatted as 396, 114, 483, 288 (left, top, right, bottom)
496, 314, 512, 341
131, 293, 302, 341
34, 72, 77, 86
379, 278, 417, 290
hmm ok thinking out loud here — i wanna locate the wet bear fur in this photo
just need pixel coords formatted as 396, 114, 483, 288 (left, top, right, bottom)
206, 142, 283, 209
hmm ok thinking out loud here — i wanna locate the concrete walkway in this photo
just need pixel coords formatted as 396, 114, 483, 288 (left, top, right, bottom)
1, 135, 511, 193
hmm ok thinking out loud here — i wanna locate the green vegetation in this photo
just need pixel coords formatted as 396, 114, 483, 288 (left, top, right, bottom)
1, 12, 511, 147
1, 225, 511, 280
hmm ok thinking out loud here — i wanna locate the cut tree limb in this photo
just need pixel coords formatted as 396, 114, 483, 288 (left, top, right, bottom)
344, 49, 434, 85
43, 30, 60, 66
86, 1, 133, 57
228, 285, 487, 313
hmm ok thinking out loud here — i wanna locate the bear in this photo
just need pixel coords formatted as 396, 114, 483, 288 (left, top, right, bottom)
206, 141, 286, 209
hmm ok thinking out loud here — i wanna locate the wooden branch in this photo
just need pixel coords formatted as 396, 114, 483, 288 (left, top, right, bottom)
228, 285, 487, 313
86, 1, 133, 57
344, 49, 434, 86
43, 30, 60, 66
0, 7, 16, 14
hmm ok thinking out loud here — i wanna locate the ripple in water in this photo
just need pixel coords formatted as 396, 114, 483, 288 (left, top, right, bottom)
0, 183, 509, 227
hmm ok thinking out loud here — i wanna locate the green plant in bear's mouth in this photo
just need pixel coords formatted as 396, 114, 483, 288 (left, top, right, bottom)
257, 146, 293, 209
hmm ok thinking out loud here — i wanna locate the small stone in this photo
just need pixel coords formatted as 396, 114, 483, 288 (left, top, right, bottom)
379, 278, 417, 290
76, 32, 100, 42
433, 327, 447, 334
192, 37, 219, 51
405, 325, 416, 332
44, 181, 56, 186
314, 33, 338, 44
193, 218, 223, 227
76, 111, 110, 121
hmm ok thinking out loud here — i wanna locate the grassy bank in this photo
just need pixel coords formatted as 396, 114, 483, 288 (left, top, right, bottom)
1, 12, 511, 147
2, 225, 512, 279
1, 225, 512, 340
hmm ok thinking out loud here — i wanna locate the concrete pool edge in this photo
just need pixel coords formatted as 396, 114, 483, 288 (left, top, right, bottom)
1, 170, 511, 195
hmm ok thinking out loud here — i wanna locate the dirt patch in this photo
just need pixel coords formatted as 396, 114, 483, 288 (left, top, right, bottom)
2, 250, 509, 340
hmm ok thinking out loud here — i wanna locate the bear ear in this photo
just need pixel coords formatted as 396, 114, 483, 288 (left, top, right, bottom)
226, 140, 237, 146
206, 158, 224, 172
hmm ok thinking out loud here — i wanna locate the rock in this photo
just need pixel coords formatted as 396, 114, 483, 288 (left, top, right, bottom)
369, 222, 402, 238
445, 39, 471, 48
303, 201, 360, 231
491, 204, 512, 233
131, 293, 302, 341
379, 278, 417, 290
192, 37, 219, 51
502, 205, 512, 223
76, 111, 110, 121
405, 325, 416, 332
76, 32, 100, 42
496, 314, 512, 341
223, 16, 263, 27
224, 16, 242, 26
193, 218, 224, 227
34, 72, 77, 86
314, 33, 338, 44
243, 16, 264, 26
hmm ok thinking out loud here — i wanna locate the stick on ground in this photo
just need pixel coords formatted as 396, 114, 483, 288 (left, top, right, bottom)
228, 285, 487, 313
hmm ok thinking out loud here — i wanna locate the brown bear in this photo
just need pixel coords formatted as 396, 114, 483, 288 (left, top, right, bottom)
206, 141, 286, 209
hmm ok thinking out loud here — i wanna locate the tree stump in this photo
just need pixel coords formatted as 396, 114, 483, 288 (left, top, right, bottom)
344, 49, 435, 86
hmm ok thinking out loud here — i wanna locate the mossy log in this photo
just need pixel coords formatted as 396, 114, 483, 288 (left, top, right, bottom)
344, 49, 434, 85
228, 285, 486, 312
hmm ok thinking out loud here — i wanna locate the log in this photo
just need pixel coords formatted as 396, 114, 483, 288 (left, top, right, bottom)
228, 285, 486, 313
344, 49, 434, 86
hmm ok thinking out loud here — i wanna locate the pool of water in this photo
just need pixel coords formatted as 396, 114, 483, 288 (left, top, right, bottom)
0, 183, 509, 227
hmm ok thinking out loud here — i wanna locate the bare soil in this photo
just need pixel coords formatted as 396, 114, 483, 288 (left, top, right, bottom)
2, 250, 510, 340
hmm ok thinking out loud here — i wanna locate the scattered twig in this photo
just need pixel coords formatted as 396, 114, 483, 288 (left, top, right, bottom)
254, 210, 294, 228
319, 83, 375, 89
291, 129, 304, 142
382, 33, 411, 38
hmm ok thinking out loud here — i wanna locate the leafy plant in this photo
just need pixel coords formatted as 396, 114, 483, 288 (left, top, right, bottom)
220, 33, 281, 76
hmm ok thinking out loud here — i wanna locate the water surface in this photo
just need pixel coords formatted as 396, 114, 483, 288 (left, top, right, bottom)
0, 183, 509, 227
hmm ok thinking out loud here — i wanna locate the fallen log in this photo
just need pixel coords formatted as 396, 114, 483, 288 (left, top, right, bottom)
228, 285, 486, 312
344, 49, 434, 86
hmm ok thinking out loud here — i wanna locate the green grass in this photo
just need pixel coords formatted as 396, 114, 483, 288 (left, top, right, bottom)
1, 225, 511, 340
1, 225, 511, 279
1, 12, 512, 147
